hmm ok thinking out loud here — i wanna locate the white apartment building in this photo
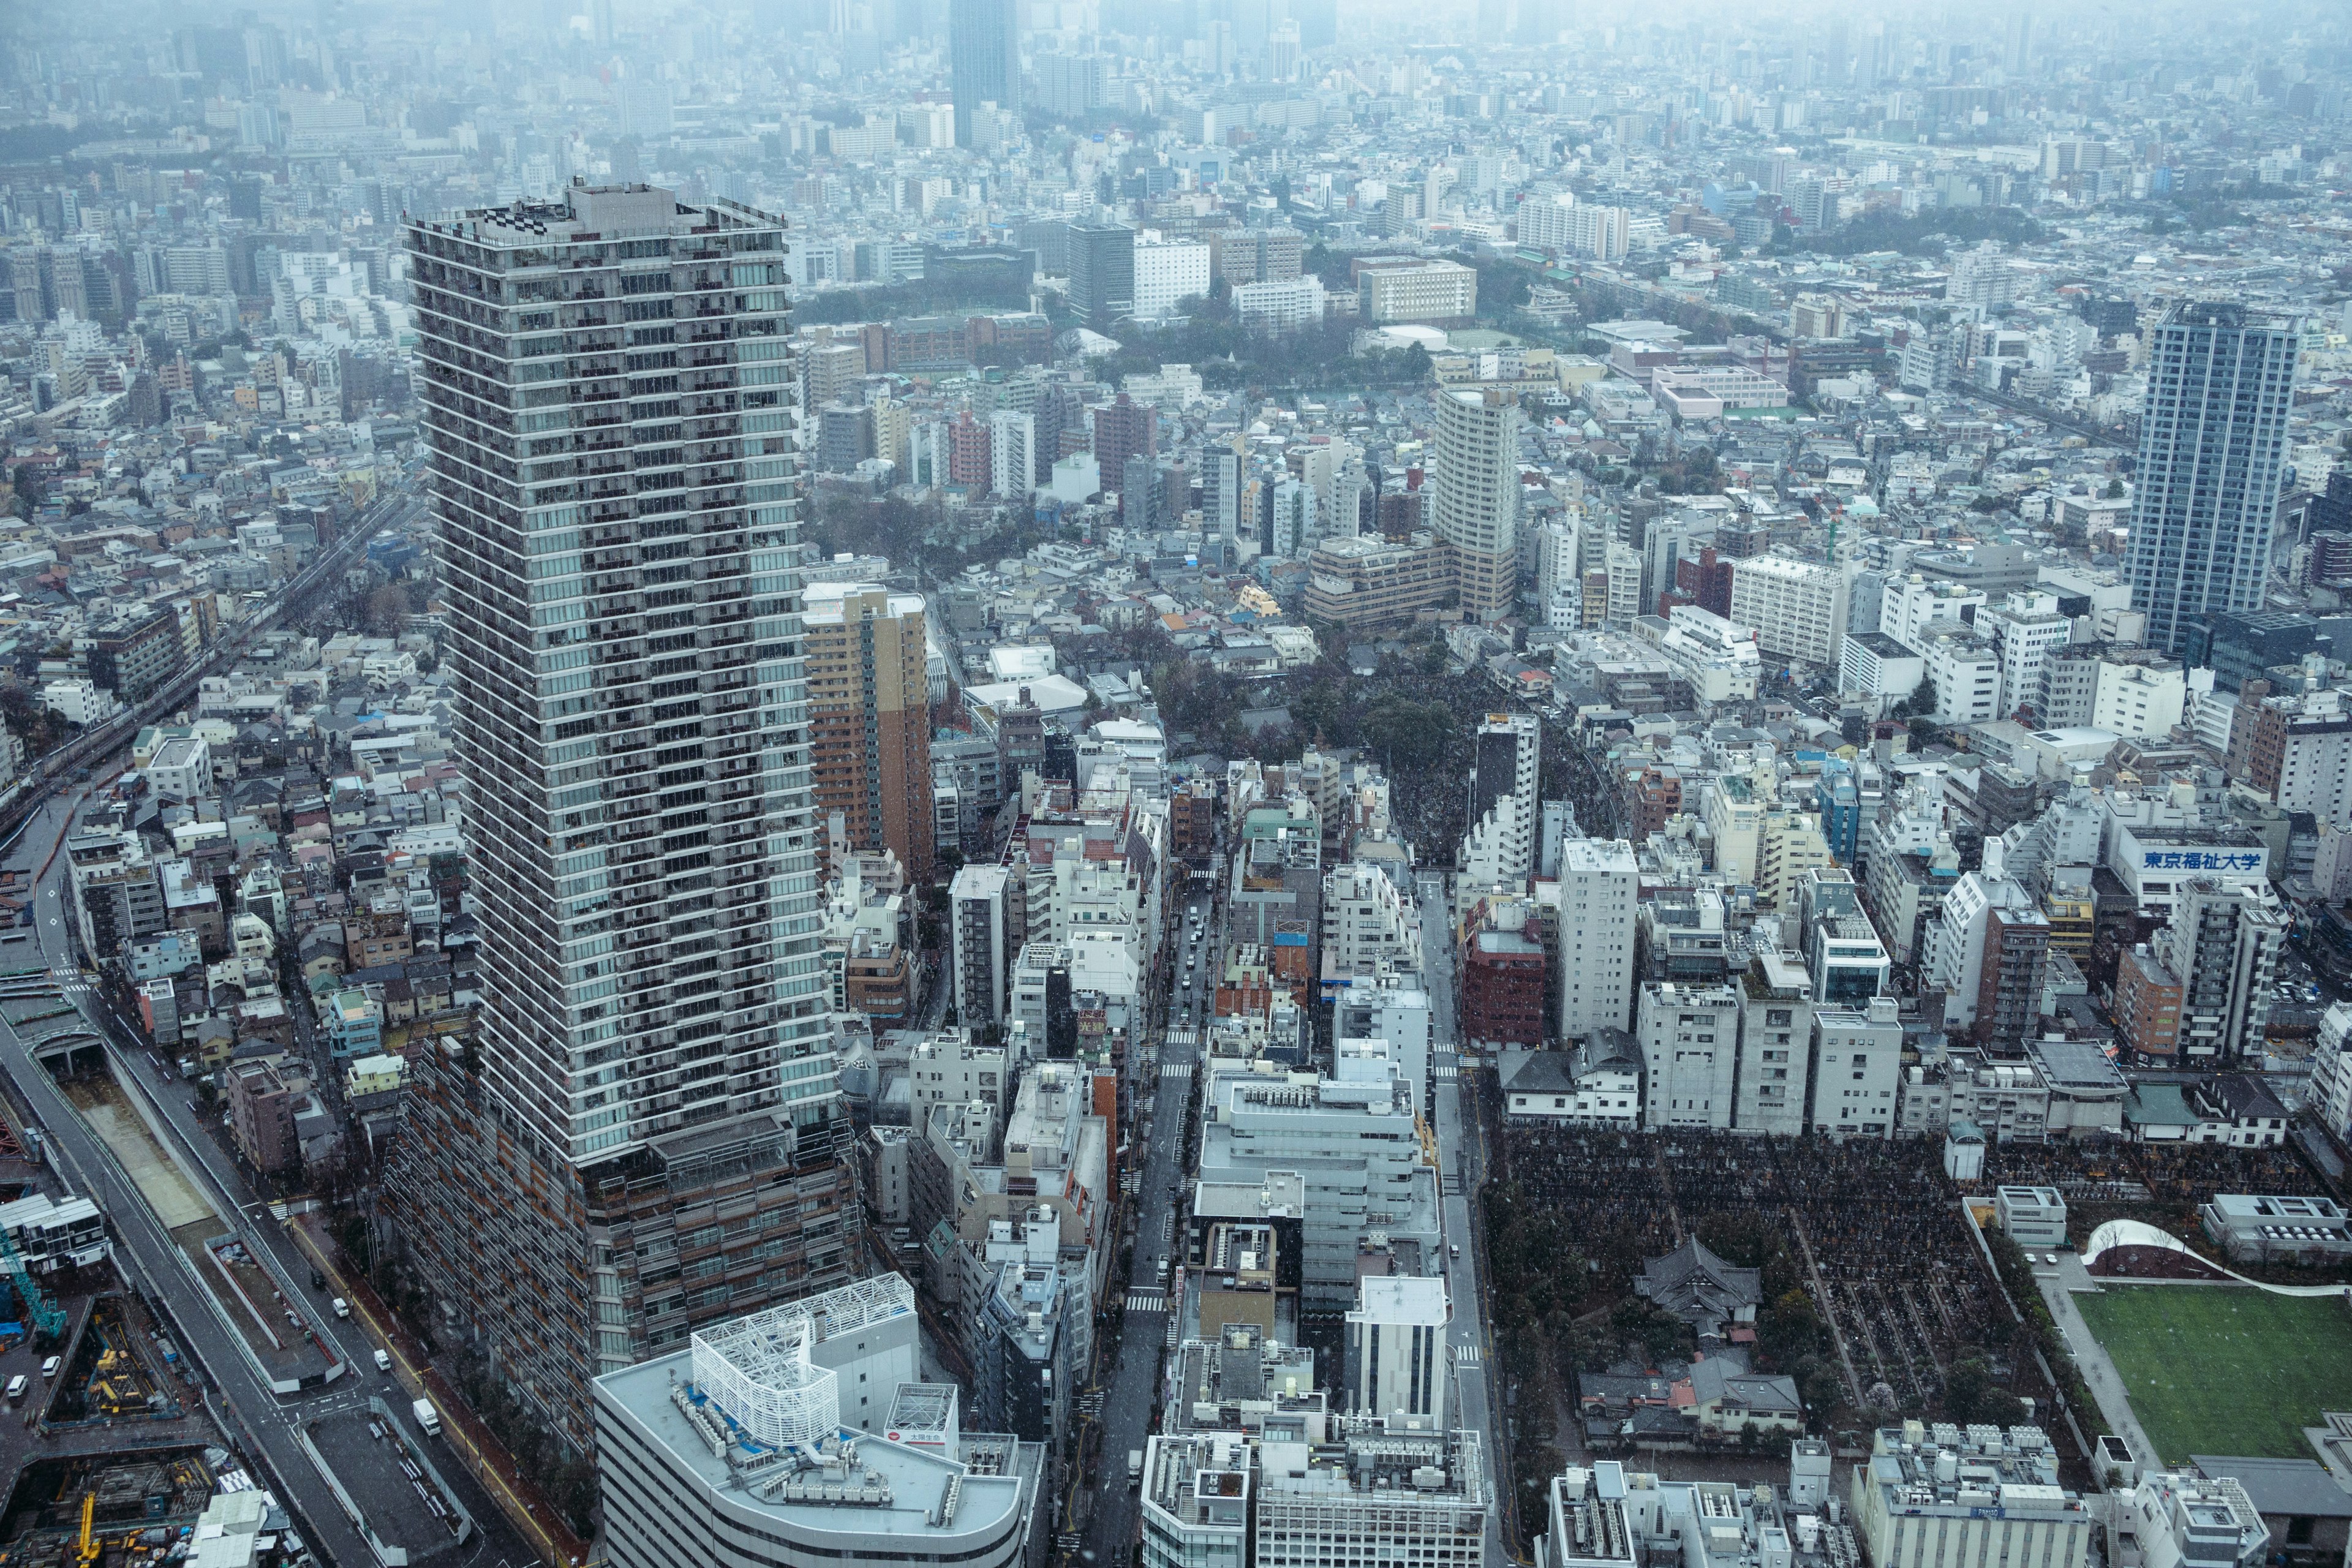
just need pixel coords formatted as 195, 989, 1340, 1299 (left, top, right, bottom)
1560, 203, 1630, 261
1431, 387, 1521, 620
1555, 839, 1638, 1039
1604, 541, 1646, 623
1359, 260, 1479, 325
1638, 980, 1744, 1129
1975, 590, 2073, 719
1517, 192, 1580, 252
2092, 661, 2187, 739
1460, 713, 1541, 891
990, 409, 1035, 501
1641, 605, 1762, 705
1134, 238, 1213, 320
1915, 622, 2003, 724
1880, 575, 1985, 654
1807, 997, 1902, 1137
1703, 774, 1765, 885
2250, 692, 2352, 821
1335, 984, 1434, 1098
1728, 554, 1849, 670
1322, 862, 1421, 984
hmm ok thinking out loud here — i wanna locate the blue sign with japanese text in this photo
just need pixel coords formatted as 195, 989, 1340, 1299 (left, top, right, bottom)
2140, 850, 2262, 872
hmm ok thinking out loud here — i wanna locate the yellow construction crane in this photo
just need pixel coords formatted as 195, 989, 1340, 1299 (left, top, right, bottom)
78, 1492, 98, 1567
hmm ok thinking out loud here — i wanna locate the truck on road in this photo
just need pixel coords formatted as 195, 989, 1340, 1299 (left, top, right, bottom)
413, 1398, 442, 1437
1128, 1450, 1144, 1487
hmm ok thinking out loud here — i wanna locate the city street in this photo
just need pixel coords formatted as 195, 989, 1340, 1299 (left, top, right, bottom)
1078, 870, 1219, 1566
1419, 867, 1512, 1568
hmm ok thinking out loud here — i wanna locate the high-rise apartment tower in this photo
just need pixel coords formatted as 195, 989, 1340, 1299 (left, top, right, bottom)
804, 580, 935, 885
2125, 301, 2301, 652
1431, 388, 1520, 622
394, 183, 858, 1449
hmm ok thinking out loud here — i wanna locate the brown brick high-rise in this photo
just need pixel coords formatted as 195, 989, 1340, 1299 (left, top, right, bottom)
805, 581, 935, 884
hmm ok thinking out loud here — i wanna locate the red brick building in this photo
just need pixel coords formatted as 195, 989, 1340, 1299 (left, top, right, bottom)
1461, 927, 1547, 1049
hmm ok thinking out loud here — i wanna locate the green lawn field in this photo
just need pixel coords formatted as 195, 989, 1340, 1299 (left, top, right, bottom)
2073, 1285, 2352, 1463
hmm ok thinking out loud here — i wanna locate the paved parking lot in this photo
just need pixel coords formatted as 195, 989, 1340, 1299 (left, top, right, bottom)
306, 1403, 468, 1560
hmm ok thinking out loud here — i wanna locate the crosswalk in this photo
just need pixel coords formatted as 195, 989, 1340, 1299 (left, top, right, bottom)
1163, 1027, 1197, 1048
1436, 1064, 1459, 1080
1125, 1291, 1166, 1313
1453, 1344, 1483, 1366
1160, 1062, 1193, 1080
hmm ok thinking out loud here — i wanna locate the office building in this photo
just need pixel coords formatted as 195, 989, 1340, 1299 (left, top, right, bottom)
1254, 1422, 1489, 1568
1195, 1057, 1438, 1309
1341, 1276, 1450, 1425
1995, 1186, 2068, 1248
803, 582, 935, 886
595, 1277, 1046, 1568
948, 0, 1020, 148
1357, 260, 1478, 326
1849, 1424, 2089, 1568
2126, 303, 2302, 652
1459, 713, 1540, 890
1133, 237, 1213, 320
1431, 388, 1520, 622
1638, 980, 1743, 1130
1807, 998, 1902, 1138
394, 184, 856, 1448
1556, 839, 1639, 1039
1728, 554, 1847, 671
1068, 222, 1136, 332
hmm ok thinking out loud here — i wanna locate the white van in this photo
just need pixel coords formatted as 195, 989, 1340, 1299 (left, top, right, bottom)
374, 1349, 393, 1374
332, 1298, 350, 1320
4, 1374, 24, 1401
40, 1355, 60, 1379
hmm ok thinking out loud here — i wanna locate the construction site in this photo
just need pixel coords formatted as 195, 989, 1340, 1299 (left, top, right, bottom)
0, 1448, 266, 1568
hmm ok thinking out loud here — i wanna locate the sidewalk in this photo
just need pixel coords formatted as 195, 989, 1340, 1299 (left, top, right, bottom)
290, 1214, 590, 1567
2036, 1254, 2158, 1472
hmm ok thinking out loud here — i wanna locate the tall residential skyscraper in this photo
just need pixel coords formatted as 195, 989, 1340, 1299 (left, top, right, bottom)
1431, 387, 1521, 622
394, 184, 858, 1449
948, 0, 1020, 149
2126, 301, 2302, 652
803, 580, 935, 886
